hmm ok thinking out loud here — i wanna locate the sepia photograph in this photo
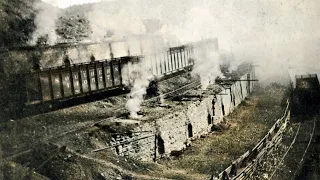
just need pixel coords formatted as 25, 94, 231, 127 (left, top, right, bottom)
0, 0, 319, 179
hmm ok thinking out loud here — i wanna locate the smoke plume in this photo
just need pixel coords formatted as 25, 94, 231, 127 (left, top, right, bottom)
36, 0, 320, 114
87, 1, 147, 42
123, 59, 154, 119
36, 0, 320, 82
29, 2, 60, 45
192, 43, 223, 89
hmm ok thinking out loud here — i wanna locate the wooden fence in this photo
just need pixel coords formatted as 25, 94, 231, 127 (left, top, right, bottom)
214, 100, 291, 180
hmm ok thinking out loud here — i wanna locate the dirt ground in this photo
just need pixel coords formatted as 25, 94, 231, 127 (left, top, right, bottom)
0, 73, 194, 155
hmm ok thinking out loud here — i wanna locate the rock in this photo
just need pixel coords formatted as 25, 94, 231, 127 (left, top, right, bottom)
170, 150, 184, 157
200, 134, 207, 138
211, 122, 230, 132
263, 173, 268, 179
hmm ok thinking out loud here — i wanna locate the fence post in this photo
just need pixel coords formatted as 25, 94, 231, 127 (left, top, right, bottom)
222, 171, 230, 180
230, 163, 237, 176
0, 144, 3, 180
153, 134, 157, 162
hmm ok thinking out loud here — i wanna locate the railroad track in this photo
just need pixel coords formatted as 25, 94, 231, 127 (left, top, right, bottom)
247, 115, 318, 180
215, 100, 291, 180
268, 116, 317, 180
213, 98, 319, 180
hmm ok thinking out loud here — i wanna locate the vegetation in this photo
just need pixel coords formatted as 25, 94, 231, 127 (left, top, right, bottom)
0, 0, 93, 47
0, 0, 37, 48
56, 13, 90, 42
154, 84, 289, 179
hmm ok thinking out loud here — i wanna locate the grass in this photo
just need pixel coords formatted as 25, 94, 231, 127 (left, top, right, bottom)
80, 83, 289, 180
150, 84, 288, 179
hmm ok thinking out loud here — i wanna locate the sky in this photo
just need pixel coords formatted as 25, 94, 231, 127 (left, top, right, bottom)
41, 0, 103, 8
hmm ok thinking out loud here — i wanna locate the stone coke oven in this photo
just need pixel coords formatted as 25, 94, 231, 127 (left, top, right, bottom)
90, 68, 255, 161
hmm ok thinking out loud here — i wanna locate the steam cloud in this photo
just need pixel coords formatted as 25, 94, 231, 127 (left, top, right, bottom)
35, 0, 320, 80
123, 60, 154, 119
192, 43, 223, 89
85, 0, 320, 83
84, 0, 320, 116
87, 2, 147, 42
29, 2, 60, 45
35, 0, 320, 115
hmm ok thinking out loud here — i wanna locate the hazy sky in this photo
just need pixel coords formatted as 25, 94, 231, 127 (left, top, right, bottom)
41, 0, 103, 8
37, 0, 320, 81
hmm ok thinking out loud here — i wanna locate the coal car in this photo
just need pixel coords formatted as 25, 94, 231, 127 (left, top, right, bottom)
21, 44, 199, 105
291, 74, 320, 115
0, 37, 219, 119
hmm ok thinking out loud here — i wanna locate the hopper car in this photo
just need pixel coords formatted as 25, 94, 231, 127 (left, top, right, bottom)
21, 45, 195, 105
291, 74, 320, 115
0, 38, 219, 118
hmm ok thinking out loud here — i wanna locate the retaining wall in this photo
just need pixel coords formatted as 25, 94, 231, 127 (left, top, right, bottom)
94, 70, 255, 161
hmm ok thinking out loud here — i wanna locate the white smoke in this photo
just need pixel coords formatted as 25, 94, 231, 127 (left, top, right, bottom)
29, 2, 60, 45
87, 1, 147, 42
39, 0, 320, 81
124, 59, 154, 119
41, 0, 102, 9
192, 43, 223, 89
35, 0, 320, 112
177, 7, 224, 89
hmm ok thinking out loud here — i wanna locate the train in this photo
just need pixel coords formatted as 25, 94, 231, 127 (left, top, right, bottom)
291, 74, 320, 115
22, 45, 195, 105
0, 37, 219, 118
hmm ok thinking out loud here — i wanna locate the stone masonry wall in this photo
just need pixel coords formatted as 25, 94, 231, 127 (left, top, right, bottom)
105, 70, 255, 161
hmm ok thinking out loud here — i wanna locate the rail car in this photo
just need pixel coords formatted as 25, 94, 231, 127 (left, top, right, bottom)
18, 44, 196, 106
291, 74, 320, 115
0, 38, 218, 118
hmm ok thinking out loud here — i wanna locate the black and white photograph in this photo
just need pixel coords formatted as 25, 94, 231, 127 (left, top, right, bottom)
0, 0, 319, 179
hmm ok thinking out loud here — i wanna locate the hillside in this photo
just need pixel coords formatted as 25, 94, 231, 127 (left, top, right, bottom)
0, 0, 90, 47
56, 4, 92, 42
0, 0, 64, 48
0, 0, 38, 47
0, 0, 163, 47
0, 1, 107, 46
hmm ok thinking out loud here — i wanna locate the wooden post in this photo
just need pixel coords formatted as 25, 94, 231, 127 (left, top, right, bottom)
0, 144, 3, 180
230, 164, 237, 177
153, 134, 157, 162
